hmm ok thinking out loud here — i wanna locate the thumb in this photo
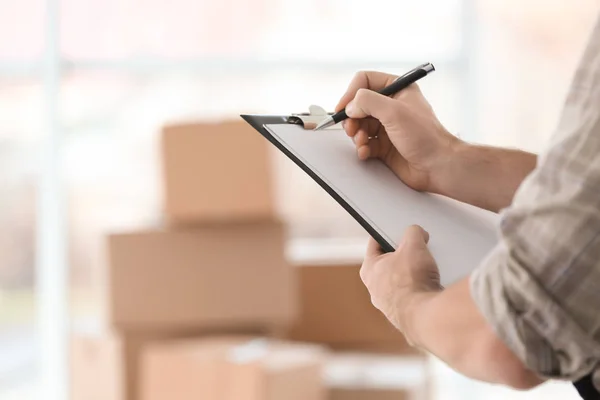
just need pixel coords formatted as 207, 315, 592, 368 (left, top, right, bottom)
402, 225, 430, 245
364, 237, 384, 261
345, 88, 398, 121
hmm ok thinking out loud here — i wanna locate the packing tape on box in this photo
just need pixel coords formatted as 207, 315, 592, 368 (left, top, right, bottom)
227, 339, 270, 364
324, 354, 427, 389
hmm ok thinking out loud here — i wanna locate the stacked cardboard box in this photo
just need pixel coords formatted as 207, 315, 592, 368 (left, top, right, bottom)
161, 121, 275, 224
102, 221, 295, 331
70, 120, 430, 400
140, 336, 327, 400
71, 330, 217, 400
71, 121, 307, 400
285, 262, 417, 354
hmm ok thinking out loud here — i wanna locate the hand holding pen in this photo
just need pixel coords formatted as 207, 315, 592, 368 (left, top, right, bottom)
315, 63, 435, 130
332, 67, 460, 195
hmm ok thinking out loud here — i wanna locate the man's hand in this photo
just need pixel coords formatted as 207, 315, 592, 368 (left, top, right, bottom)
338, 70, 538, 212
360, 228, 542, 388
359, 225, 442, 345
337, 71, 460, 192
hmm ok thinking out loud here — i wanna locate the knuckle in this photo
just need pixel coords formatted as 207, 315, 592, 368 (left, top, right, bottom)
359, 264, 369, 282
353, 70, 367, 80
350, 71, 368, 87
354, 88, 370, 103
369, 295, 378, 308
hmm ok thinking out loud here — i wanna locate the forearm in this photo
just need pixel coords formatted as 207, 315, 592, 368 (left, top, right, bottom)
403, 278, 543, 389
431, 143, 537, 213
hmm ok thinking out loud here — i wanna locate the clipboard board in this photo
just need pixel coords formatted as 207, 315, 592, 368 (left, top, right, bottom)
241, 112, 394, 253
241, 108, 499, 285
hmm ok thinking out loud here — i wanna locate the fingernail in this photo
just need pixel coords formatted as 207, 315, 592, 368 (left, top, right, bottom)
341, 120, 347, 129
345, 101, 354, 116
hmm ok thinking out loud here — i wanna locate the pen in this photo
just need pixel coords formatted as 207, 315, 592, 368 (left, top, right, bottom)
314, 62, 435, 131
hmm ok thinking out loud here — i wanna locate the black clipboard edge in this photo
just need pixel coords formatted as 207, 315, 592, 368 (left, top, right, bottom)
241, 114, 394, 253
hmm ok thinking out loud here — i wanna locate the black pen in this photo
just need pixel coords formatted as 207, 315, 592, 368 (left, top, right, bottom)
314, 62, 435, 131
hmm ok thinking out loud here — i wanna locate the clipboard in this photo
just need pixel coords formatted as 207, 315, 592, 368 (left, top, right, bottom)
241, 107, 499, 285
241, 111, 395, 253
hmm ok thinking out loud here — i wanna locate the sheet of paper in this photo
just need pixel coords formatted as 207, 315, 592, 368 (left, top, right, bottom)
265, 124, 499, 285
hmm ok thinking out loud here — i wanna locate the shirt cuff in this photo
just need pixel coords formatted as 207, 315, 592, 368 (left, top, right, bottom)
469, 242, 600, 382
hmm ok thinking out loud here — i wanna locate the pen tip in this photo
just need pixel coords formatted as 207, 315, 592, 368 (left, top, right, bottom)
314, 118, 332, 131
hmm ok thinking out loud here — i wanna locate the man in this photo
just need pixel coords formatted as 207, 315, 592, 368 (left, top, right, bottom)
336, 16, 600, 399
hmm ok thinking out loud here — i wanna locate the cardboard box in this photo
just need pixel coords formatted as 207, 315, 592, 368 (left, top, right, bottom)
102, 220, 297, 331
286, 264, 417, 354
325, 353, 428, 400
161, 120, 275, 224
70, 331, 172, 400
70, 331, 276, 400
70, 333, 128, 400
329, 388, 408, 400
140, 336, 327, 400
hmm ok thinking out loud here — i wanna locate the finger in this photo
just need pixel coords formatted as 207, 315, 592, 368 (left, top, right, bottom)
365, 137, 380, 160
357, 144, 371, 160
371, 122, 391, 158
403, 225, 430, 245
349, 118, 391, 162
356, 125, 385, 161
343, 118, 360, 138
355, 124, 379, 160
364, 118, 387, 159
354, 128, 369, 147
345, 89, 399, 121
365, 237, 384, 261
336, 71, 398, 111
355, 129, 375, 160
350, 117, 379, 138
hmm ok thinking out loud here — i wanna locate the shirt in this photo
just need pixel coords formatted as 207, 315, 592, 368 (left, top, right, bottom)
470, 16, 600, 391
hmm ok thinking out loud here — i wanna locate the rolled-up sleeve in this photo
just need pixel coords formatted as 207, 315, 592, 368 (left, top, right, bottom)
470, 16, 600, 387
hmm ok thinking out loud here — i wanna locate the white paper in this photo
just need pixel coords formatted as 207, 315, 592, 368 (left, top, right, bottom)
265, 124, 499, 285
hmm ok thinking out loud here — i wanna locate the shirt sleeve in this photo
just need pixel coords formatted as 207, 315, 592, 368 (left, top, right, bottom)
470, 16, 600, 384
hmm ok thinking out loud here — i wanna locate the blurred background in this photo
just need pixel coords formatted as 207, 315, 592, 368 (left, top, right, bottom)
1, 0, 599, 399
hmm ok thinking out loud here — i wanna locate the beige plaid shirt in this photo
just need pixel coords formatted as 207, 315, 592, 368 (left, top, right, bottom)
470, 17, 600, 390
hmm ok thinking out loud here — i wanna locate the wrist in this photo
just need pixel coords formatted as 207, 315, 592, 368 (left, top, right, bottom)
399, 291, 438, 349
428, 138, 471, 197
